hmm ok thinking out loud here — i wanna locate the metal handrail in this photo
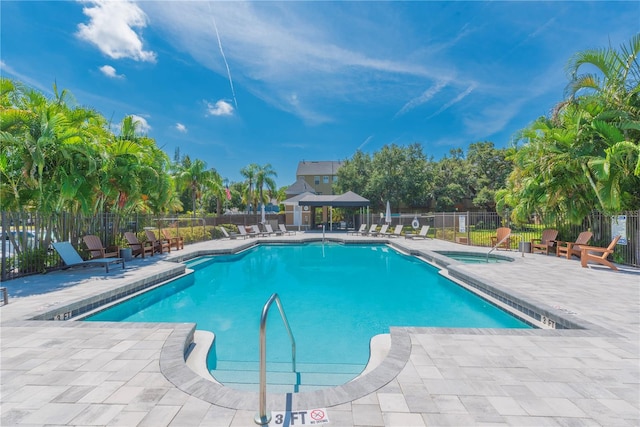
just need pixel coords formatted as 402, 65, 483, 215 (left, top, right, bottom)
254, 293, 296, 426
487, 232, 511, 262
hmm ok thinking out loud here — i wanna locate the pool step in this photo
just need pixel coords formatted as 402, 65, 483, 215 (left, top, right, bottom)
211, 360, 364, 392
184, 257, 214, 269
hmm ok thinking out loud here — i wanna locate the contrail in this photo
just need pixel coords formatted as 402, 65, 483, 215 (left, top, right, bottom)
208, 2, 238, 110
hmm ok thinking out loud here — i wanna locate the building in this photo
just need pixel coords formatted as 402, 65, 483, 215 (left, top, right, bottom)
283, 160, 344, 228
295, 160, 343, 195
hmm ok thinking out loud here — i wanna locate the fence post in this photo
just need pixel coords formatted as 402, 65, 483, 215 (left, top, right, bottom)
1, 212, 6, 282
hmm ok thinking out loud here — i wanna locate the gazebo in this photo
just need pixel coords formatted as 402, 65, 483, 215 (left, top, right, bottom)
297, 191, 370, 230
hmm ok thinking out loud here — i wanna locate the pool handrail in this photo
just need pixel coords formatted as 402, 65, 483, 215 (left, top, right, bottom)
255, 293, 297, 426
487, 232, 511, 262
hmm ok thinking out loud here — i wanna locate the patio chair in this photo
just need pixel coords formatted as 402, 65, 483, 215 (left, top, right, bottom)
53, 241, 125, 273
265, 224, 284, 236
251, 224, 270, 237
219, 226, 238, 240
348, 224, 367, 235
531, 228, 559, 255
579, 235, 621, 271
124, 232, 154, 258
238, 225, 258, 238
556, 231, 593, 259
162, 229, 184, 250
372, 224, 389, 237
145, 230, 171, 254
385, 224, 403, 238
405, 225, 430, 240
278, 224, 296, 235
490, 227, 511, 250
363, 224, 378, 236
82, 235, 119, 259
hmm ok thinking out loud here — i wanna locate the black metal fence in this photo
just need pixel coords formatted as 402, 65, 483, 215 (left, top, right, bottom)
416, 210, 639, 267
1, 209, 638, 281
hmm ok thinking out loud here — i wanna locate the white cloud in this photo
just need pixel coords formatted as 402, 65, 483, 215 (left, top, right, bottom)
140, 2, 457, 124
427, 84, 477, 119
76, 0, 156, 62
129, 114, 151, 133
99, 65, 124, 79
395, 80, 449, 118
175, 123, 187, 133
205, 100, 234, 117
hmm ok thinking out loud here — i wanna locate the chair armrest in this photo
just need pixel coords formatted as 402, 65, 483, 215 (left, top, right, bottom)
579, 245, 613, 254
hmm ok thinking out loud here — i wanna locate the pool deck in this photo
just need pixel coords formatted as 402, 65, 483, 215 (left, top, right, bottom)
1, 233, 639, 426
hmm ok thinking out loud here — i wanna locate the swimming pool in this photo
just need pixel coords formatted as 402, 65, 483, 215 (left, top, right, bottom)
86, 242, 530, 391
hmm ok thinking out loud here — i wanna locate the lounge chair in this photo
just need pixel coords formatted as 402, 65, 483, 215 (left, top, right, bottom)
219, 226, 238, 240
265, 224, 283, 236
531, 228, 559, 255
580, 235, 622, 271
162, 229, 184, 250
405, 225, 430, 240
124, 232, 154, 258
278, 224, 296, 235
556, 231, 593, 259
490, 227, 511, 250
238, 225, 258, 238
385, 224, 403, 238
145, 230, 171, 254
53, 241, 125, 273
372, 224, 389, 237
348, 224, 367, 235
363, 224, 378, 236
82, 235, 119, 259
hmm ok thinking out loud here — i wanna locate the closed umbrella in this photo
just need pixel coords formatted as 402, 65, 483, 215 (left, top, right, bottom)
261, 204, 266, 224
385, 201, 391, 224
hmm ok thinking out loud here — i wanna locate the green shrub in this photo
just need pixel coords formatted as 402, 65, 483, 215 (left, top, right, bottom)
17, 248, 54, 273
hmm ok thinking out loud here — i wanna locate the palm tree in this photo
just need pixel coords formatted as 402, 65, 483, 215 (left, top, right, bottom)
563, 34, 640, 213
175, 158, 215, 216
255, 163, 278, 208
240, 163, 259, 213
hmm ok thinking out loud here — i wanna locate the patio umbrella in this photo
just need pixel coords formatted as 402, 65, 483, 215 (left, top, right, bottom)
261, 204, 266, 224
385, 200, 391, 223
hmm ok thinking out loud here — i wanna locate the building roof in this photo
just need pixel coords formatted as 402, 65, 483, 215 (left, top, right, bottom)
282, 191, 317, 205
296, 160, 343, 176
285, 177, 317, 196
297, 191, 370, 207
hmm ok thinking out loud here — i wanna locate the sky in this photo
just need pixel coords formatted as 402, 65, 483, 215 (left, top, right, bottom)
1, 1, 638, 188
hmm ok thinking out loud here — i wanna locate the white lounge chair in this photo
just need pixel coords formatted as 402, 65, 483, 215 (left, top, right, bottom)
238, 225, 258, 238
363, 224, 378, 236
405, 225, 430, 239
53, 241, 125, 273
278, 224, 295, 235
385, 224, 403, 238
372, 224, 389, 237
219, 226, 238, 240
265, 224, 283, 236
348, 224, 367, 235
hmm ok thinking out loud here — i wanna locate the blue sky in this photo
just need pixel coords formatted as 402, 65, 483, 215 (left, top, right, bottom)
1, 1, 638, 187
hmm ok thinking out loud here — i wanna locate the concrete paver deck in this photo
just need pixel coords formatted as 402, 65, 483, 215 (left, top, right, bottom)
1, 233, 638, 426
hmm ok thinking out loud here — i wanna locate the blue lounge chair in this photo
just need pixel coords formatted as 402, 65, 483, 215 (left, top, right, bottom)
53, 242, 125, 273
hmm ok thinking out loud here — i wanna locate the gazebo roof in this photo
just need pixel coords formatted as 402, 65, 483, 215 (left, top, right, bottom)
297, 191, 369, 207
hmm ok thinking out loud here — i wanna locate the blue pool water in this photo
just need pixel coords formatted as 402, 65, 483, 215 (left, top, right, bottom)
87, 243, 529, 390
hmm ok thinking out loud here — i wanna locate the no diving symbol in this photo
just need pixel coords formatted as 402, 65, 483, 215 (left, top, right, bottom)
310, 409, 325, 421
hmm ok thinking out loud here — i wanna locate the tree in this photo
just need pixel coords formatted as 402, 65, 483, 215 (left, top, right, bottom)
240, 163, 259, 213
175, 157, 215, 216
255, 163, 278, 207
500, 35, 640, 221
334, 150, 372, 197
466, 142, 512, 211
